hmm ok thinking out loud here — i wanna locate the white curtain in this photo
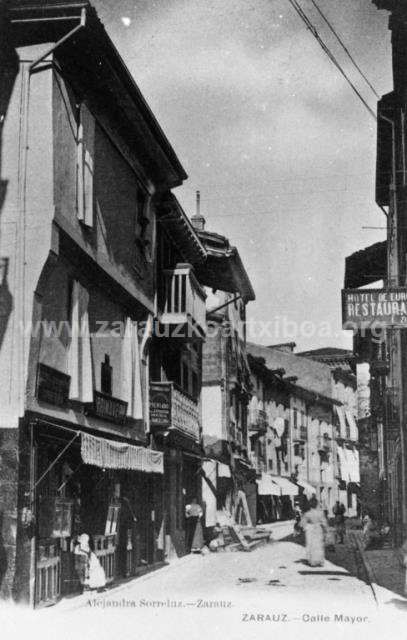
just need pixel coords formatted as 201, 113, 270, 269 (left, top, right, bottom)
202, 460, 217, 527
77, 103, 95, 227
68, 280, 93, 402
122, 317, 143, 419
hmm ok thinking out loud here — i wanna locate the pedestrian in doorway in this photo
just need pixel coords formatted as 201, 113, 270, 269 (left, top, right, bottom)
362, 512, 375, 550
301, 496, 328, 567
185, 497, 204, 553
74, 533, 91, 591
333, 501, 346, 544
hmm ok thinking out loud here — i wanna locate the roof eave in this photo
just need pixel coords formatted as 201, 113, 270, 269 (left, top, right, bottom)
7, 1, 187, 188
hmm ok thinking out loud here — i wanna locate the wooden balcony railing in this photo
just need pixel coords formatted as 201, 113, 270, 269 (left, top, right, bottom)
172, 385, 200, 440
249, 409, 268, 434
293, 426, 308, 442
159, 264, 206, 339
150, 382, 200, 441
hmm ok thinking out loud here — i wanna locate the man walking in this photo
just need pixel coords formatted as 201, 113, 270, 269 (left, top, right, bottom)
333, 500, 346, 544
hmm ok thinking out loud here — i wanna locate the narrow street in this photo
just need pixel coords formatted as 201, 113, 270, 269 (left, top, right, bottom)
2, 524, 403, 640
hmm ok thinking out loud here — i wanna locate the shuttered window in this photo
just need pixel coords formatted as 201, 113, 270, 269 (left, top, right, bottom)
376, 92, 394, 207
77, 103, 95, 227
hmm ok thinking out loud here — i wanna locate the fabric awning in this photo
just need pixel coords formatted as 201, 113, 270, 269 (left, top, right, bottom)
271, 476, 299, 496
81, 432, 163, 474
217, 462, 231, 478
256, 473, 281, 496
297, 480, 316, 496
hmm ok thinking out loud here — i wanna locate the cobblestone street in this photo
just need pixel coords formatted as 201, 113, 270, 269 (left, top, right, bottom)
2, 526, 406, 640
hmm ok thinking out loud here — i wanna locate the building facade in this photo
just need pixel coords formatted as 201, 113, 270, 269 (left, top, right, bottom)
0, 0, 189, 605
190, 218, 257, 531
247, 344, 359, 521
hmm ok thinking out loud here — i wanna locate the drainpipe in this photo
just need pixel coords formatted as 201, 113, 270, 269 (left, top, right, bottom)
17, 8, 86, 608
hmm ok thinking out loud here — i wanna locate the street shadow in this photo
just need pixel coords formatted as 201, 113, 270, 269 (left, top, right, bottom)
384, 598, 407, 610
298, 570, 351, 577
294, 559, 309, 565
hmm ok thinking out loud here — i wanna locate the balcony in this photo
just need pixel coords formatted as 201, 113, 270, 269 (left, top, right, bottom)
317, 434, 331, 452
249, 451, 266, 474
249, 409, 268, 435
293, 426, 307, 442
158, 263, 206, 340
150, 381, 200, 441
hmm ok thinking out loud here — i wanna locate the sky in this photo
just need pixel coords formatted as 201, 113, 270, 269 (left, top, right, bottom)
92, 0, 393, 351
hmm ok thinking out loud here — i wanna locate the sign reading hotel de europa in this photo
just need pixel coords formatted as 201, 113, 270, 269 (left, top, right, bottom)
342, 287, 407, 328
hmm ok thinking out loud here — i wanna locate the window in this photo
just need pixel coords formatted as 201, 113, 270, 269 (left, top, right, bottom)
134, 189, 152, 273
76, 103, 95, 227
293, 409, 298, 429
101, 354, 112, 395
268, 459, 273, 470
178, 344, 200, 401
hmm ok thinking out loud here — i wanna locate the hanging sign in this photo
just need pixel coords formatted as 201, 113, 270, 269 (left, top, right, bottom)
150, 382, 172, 428
342, 287, 407, 328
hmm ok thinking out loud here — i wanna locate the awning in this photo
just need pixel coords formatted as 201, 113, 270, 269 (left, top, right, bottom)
217, 462, 231, 478
271, 476, 299, 496
256, 473, 281, 496
81, 432, 163, 474
297, 480, 316, 496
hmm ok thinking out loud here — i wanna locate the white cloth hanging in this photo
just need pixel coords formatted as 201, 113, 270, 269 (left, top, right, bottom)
68, 280, 93, 403
202, 460, 217, 527
122, 318, 143, 419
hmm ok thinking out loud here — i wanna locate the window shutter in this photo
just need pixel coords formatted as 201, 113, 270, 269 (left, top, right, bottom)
68, 280, 93, 403
376, 92, 394, 207
77, 103, 95, 227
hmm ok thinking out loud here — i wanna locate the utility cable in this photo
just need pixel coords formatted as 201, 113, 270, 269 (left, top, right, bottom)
287, 0, 377, 121
308, 0, 380, 99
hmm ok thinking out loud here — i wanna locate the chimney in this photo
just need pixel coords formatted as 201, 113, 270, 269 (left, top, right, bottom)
191, 190, 206, 231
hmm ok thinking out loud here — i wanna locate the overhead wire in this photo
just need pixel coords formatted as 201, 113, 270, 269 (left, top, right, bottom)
287, 0, 377, 121
308, 0, 380, 99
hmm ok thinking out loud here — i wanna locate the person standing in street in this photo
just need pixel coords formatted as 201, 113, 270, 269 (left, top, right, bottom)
301, 496, 328, 567
333, 500, 346, 544
185, 497, 204, 553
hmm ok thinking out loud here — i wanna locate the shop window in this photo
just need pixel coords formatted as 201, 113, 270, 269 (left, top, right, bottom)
101, 354, 112, 395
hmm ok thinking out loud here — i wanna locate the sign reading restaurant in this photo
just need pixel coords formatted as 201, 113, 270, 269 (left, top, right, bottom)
342, 287, 407, 327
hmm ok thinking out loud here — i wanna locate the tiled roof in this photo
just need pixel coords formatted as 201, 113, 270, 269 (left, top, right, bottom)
246, 342, 333, 398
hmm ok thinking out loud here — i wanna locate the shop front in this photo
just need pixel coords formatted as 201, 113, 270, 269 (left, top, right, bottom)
255, 474, 298, 523
32, 422, 163, 607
